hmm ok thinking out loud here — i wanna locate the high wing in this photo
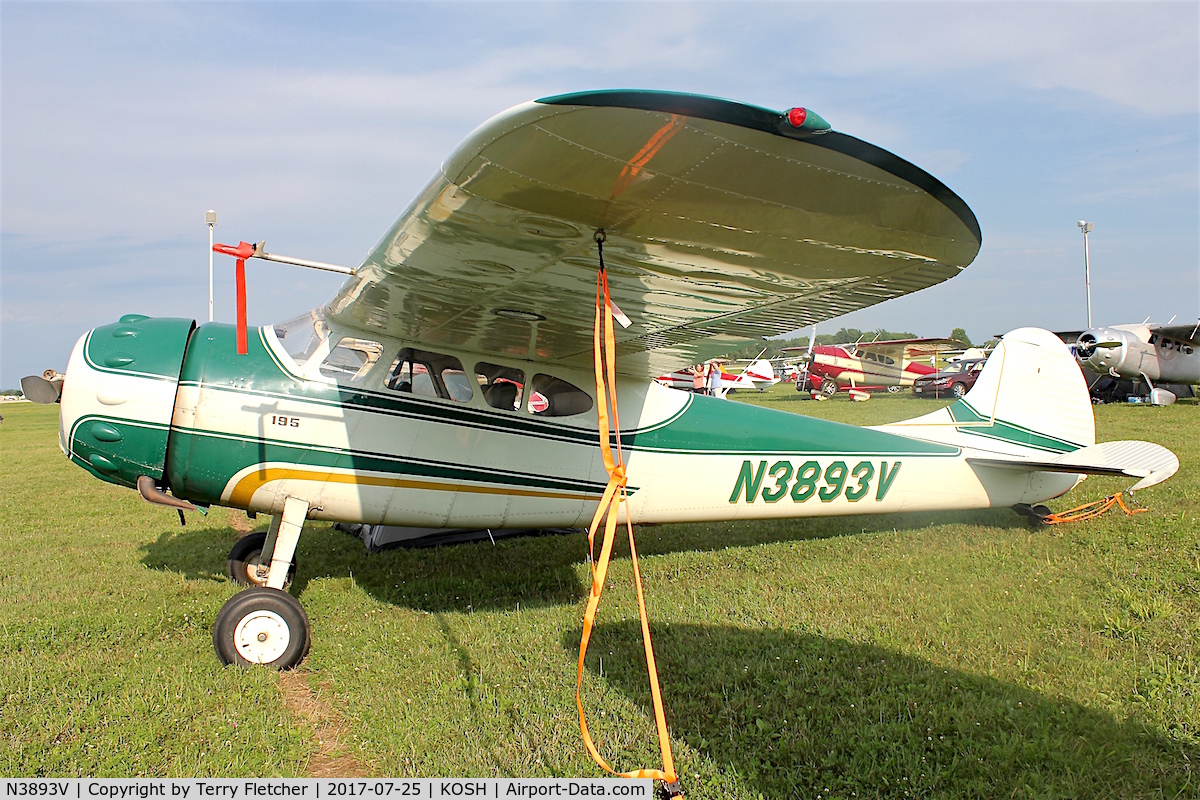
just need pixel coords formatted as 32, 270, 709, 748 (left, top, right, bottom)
1149, 322, 1200, 345
850, 337, 965, 359
779, 337, 964, 358
326, 90, 981, 376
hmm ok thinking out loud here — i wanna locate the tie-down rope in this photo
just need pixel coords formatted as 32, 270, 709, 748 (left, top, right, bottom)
576, 230, 680, 795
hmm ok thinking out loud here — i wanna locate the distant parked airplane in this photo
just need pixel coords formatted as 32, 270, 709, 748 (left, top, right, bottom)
656, 358, 779, 396
1072, 322, 1199, 404
783, 337, 962, 397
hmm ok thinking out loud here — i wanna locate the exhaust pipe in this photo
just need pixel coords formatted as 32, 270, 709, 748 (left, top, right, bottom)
137, 475, 198, 512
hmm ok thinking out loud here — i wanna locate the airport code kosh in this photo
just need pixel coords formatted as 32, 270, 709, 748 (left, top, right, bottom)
3, 782, 650, 799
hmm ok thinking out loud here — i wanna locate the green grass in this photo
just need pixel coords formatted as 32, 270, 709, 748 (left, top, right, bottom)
2, 395, 1198, 797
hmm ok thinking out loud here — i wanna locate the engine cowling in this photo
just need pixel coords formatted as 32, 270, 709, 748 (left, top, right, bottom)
1075, 327, 1131, 375
59, 315, 196, 489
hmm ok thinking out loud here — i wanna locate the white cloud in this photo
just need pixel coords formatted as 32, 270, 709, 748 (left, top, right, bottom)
803, 2, 1198, 116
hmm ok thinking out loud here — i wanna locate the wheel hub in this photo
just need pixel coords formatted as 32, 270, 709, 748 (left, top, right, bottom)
233, 609, 291, 664
244, 561, 269, 586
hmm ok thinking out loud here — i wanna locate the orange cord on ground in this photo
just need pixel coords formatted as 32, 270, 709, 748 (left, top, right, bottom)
575, 237, 679, 789
1042, 493, 1147, 525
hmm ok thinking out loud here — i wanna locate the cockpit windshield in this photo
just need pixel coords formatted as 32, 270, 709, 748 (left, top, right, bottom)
273, 309, 330, 364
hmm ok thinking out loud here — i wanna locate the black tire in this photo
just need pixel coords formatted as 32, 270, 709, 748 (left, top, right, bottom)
951, 382, 968, 398
821, 378, 839, 397
227, 531, 294, 588
213, 587, 311, 670
886, 385, 902, 394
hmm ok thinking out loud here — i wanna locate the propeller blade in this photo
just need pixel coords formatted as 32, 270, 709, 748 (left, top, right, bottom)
21, 373, 63, 404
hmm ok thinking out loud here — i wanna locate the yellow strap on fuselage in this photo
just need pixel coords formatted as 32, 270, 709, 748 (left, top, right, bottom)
575, 253, 678, 787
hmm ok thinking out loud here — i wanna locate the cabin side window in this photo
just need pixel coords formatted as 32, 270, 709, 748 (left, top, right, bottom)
863, 352, 877, 362
318, 337, 384, 384
475, 363, 525, 411
386, 348, 472, 402
528, 374, 593, 417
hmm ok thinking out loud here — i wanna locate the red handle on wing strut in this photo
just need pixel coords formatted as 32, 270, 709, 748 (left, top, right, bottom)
213, 241, 256, 355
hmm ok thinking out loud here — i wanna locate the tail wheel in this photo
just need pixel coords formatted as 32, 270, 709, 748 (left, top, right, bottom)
213, 587, 311, 670
228, 531, 295, 588
820, 378, 839, 397
951, 382, 968, 398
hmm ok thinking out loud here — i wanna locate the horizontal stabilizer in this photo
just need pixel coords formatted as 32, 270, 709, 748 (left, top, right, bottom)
968, 440, 1179, 492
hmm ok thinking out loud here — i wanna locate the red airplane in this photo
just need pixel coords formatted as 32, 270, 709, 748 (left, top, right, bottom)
785, 337, 962, 397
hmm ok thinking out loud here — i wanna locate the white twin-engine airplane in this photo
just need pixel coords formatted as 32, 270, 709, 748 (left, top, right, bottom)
28, 91, 1178, 690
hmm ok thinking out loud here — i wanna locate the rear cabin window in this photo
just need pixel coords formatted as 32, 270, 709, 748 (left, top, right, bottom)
386, 349, 472, 402
475, 363, 524, 411
528, 374, 593, 417
318, 337, 384, 384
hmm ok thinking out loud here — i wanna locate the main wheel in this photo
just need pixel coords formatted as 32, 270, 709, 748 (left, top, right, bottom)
886, 385, 902, 394
213, 587, 311, 669
951, 382, 968, 398
227, 532, 294, 588
820, 378, 839, 397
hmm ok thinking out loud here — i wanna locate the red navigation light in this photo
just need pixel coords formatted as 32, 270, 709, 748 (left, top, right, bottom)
786, 107, 807, 128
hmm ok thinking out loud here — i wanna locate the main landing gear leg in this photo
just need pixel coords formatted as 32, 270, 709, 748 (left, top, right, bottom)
263, 497, 308, 590
213, 497, 312, 669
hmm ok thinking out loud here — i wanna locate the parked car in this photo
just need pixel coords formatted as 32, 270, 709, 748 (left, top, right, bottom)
911, 358, 986, 398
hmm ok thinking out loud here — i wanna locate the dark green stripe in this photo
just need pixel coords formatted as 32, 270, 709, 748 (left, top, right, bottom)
182, 322, 955, 458
948, 400, 1080, 454
167, 428, 615, 505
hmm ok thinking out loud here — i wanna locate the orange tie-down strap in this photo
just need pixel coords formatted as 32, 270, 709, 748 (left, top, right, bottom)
576, 237, 680, 795
1043, 493, 1148, 525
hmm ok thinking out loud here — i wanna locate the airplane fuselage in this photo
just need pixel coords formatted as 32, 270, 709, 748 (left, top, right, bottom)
60, 317, 1087, 532
802, 345, 935, 391
1076, 324, 1200, 385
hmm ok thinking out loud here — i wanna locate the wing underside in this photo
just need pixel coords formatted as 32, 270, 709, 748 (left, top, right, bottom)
327, 90, 982, 375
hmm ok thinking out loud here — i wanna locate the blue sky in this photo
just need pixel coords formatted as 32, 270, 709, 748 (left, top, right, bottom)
2, 1, 1197, 388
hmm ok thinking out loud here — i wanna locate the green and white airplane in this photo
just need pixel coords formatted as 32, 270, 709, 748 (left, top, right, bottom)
25, 91, 1178, 674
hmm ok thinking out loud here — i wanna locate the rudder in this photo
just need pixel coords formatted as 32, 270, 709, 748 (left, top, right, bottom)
880, 328, 1094, 455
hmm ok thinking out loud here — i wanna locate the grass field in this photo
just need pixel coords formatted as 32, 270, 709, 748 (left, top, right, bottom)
2, 392, 1197, 797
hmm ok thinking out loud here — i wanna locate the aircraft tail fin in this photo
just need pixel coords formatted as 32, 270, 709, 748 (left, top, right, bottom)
747, 358, 775, 382
881, 327, 1095, 454
882, 328, 1178, 492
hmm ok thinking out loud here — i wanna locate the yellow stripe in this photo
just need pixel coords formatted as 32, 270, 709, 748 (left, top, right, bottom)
228, 466, 591, 508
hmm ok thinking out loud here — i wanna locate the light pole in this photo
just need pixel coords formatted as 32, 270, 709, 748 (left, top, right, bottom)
1077, 220, 1093, 328
206, 210, 218, 322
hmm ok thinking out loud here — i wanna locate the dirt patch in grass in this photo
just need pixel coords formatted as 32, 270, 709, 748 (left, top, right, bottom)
279, 671, 367, 777
230, 508, 256, 535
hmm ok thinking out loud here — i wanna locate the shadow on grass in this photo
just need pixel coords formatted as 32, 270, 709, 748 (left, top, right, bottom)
140, 504, 1035, 614
570, 622, 1198, 799
140, 521, 588, 612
